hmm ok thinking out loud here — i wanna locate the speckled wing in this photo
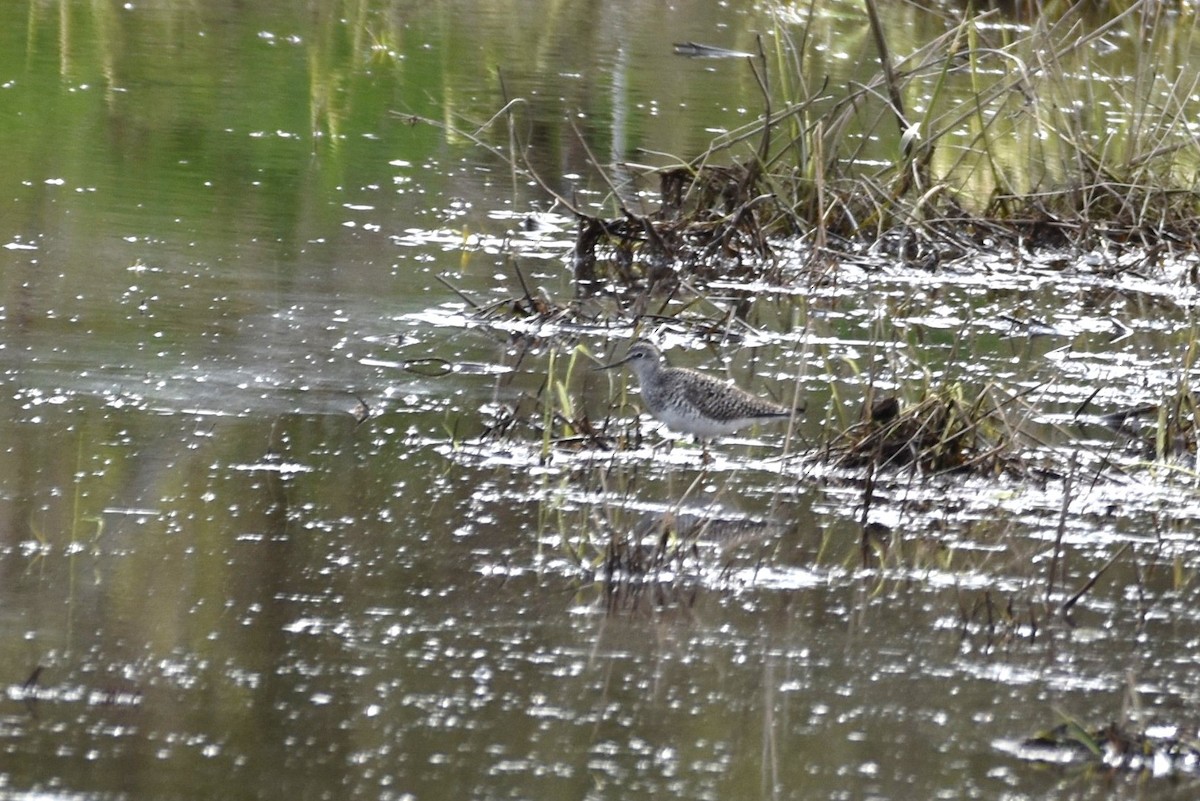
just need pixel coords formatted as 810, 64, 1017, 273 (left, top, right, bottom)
670, 369, 789, 424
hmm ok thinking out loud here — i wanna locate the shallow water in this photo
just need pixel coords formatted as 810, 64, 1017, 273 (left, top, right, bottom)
3, 1, 1200, 800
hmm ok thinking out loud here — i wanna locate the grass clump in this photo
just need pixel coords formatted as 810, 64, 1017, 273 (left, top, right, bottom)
564, 0, 1200, 285
821, 384, 1026, 476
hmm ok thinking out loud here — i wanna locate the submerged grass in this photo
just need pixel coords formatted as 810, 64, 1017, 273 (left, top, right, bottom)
535, 465, 789, 613
1092, 340, 1200, 466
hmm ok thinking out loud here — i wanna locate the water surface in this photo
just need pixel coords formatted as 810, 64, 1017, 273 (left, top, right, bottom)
3, 1, 1200, 800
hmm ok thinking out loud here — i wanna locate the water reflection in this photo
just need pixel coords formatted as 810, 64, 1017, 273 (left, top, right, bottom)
4, 0, 1200, 800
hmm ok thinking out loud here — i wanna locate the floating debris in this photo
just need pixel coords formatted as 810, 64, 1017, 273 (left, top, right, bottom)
1002, 721, 1200, 777
672, 41, 755, 59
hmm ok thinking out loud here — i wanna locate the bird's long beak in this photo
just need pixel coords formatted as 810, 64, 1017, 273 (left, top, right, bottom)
592, 353, 632, 372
